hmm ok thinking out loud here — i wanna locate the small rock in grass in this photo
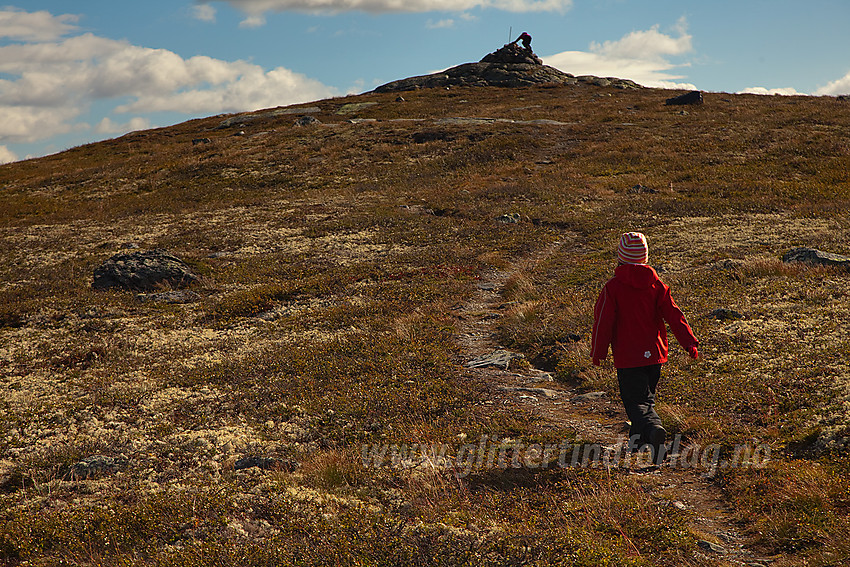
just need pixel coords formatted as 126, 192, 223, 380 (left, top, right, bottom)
68, 455, 129, 480
666, 91, 703, 105
496, 213, 521, 224
782, 247, 850, 270
294, 116, 321, 127
708, 308, 743, 321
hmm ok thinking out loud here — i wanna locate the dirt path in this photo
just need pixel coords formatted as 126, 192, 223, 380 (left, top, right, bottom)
457, 244, 776, 567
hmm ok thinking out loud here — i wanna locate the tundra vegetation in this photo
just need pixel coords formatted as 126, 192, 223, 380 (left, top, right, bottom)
0, 84, 849, 566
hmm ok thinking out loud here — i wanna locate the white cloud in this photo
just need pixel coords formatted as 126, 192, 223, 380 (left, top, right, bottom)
814, 72, 850, 96
543, 19, 695, 89
191, 4, 218, 22
0, 8, 79, 41
0, 104, 78, 143
239, 15, 267, 27
0, 9, 337, 149
0, 145, 18, 164
204, 0, 572, 15
739, 87, 801, 96
116, 65, 334, 114
426, 18, 456, 29
589, 20, 691, 61
94, 116, 152, 135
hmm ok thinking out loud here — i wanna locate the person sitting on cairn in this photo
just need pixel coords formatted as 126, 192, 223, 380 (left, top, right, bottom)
511, 32, 532, 52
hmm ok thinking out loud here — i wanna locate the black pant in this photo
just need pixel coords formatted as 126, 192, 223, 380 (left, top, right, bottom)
617, 364, 665, 448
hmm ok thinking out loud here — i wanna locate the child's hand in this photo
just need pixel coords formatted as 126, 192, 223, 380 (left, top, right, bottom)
687, 345, 699, 359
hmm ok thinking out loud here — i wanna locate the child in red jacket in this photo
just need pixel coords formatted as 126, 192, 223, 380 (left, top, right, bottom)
591, 232, 699, 464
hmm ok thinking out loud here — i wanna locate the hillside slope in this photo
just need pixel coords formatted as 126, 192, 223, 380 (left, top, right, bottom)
1, 83, 849, 565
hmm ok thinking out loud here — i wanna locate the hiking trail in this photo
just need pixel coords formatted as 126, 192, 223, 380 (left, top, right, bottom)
456, 243, 777, 567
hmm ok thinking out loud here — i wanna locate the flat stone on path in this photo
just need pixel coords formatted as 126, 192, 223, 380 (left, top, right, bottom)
697, 540, 727, 554
466, 349, 525, 370
497, 386, 559, 398
571, 391, 608, 403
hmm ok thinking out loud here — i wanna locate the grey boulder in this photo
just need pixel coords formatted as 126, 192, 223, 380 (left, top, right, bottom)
92, 249, 198, 291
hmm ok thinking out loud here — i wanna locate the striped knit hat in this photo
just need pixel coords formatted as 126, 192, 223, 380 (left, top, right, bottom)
618, 232, 649, 265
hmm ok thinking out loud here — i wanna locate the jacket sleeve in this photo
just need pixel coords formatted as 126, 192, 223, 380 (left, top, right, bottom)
591, 285, 615, 362
659, 285, 698, 351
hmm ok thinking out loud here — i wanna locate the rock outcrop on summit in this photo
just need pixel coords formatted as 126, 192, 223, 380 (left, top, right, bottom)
481, 42, 543, 66
374, 43, 641, 92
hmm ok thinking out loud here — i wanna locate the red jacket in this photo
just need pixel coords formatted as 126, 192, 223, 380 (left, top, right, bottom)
591, 264, 698, 369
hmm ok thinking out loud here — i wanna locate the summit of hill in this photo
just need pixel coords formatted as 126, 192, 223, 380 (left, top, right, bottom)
375, 42, 641, 92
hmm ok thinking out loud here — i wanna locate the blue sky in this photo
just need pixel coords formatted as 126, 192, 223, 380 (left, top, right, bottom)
2, 0, 850, 164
